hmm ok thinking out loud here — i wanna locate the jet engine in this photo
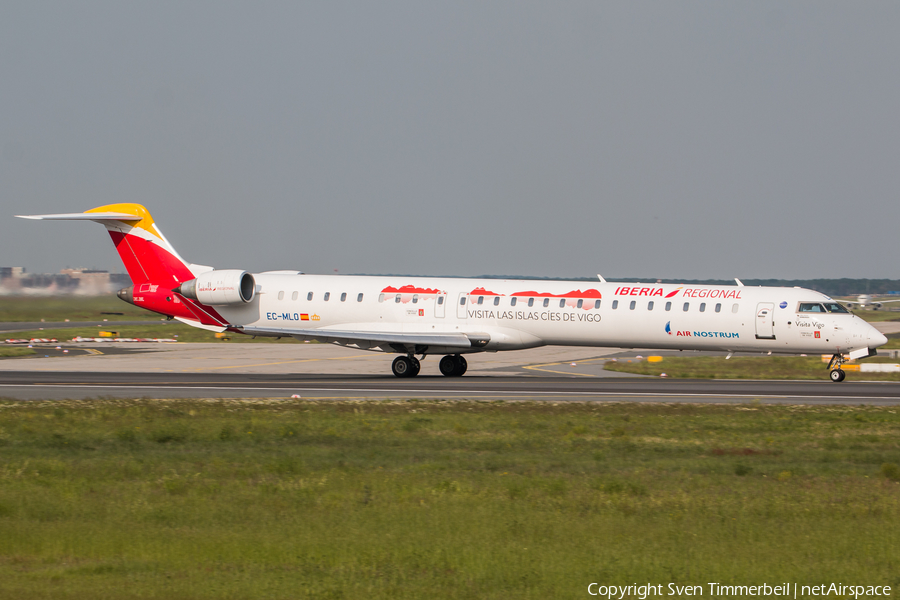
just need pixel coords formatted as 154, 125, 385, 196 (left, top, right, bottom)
174, 270, 256, 305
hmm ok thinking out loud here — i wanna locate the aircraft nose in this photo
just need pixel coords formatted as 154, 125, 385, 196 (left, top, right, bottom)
868, 326, 888, 348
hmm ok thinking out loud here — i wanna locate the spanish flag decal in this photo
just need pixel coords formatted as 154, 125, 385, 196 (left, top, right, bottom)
300, 314, 310, 321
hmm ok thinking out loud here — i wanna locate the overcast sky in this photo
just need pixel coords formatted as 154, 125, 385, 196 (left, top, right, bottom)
2, 2, 898, 280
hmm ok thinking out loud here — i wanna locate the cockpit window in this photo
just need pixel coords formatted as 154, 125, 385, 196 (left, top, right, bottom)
798, 303, 826, 313
824, 302, 849, 313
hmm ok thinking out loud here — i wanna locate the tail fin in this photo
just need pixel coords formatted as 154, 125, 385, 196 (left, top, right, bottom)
17, 203, 207, 285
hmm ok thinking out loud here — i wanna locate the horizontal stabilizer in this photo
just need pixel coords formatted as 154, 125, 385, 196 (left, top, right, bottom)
16, 212, 142, 221
173, 317, 227, 333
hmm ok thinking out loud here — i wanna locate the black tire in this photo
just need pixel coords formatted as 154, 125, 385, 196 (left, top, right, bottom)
829, 369, 844, 382
837, 369, 846, 382
410, 357, 421, 377
392, 356, 413, 378
456, 355, 467, 376
439, 355, 457, 377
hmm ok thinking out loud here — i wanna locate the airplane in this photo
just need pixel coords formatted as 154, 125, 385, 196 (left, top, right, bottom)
17, 203, 888, 382
842, 294, 900, 311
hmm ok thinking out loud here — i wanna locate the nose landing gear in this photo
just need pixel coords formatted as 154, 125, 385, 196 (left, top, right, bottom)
439, 354, 467, 377
392, 355, 421, 378
827, 353, 846, 382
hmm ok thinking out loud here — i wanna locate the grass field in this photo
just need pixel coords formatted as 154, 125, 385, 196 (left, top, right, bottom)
0, 347, 35, 358
0, 296, 157, 322
852, 309, 900, 323
605, 356, 900, 381
0, 399, 898, 599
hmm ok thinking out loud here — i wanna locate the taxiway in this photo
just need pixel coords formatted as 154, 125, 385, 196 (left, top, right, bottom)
1, 342, 898, 404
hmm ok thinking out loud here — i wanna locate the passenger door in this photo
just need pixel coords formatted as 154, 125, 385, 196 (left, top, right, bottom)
456, 292, 468, 320
755, 302, 776, 339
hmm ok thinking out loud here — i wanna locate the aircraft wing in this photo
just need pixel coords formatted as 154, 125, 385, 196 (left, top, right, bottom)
237, 325, 489, 351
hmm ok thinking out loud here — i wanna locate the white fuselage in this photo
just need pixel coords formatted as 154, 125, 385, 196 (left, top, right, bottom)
213, 275, 886, 356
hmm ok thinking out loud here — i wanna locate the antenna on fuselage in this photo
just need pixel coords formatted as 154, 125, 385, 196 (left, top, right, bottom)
734, 278, 744, 287
597, 274, 607, 283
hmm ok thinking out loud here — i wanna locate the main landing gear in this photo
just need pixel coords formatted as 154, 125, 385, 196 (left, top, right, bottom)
391, 354, 468, 378
439, 354, 467, 377
827, 353, 846, 383
392, 355, 421, 378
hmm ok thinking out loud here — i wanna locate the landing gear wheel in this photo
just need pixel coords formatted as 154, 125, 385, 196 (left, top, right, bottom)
829, 369, 845, 383
410, 357, 421, 377
439, 354, 468, 377
439, 355, 457, 376
392, 356, 417, 378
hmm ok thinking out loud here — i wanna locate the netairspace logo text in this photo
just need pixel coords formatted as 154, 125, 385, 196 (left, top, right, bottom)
587, 582, 892, 599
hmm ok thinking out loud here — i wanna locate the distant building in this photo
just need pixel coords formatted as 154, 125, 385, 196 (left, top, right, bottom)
0, 267, 25, 280
60, 268, 111, 294
0, 267, 129, 295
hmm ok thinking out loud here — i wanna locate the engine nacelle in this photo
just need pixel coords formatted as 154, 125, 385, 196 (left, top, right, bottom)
175, 270, 256, 305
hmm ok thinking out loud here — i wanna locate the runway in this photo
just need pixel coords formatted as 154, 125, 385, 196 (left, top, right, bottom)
1, 342, 898, 404
1, 371, 899, 404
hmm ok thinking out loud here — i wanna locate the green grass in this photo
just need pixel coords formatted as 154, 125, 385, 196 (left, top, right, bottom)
0, 347, 35, 358
0, 399, 898, 599
0, 296, 157, 322
605, 356, 900, 380
884, 333, 900, 349
853, 309, 900, 323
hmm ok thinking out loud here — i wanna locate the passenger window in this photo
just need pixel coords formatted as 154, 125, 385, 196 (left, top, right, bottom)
291, 291, 298, 301
543, 298, 550, 308
559, 299, 566, 308
699, 302, 706, 312
395, 294, 401, 303
308, 292, 313, 301
629, 300, 636, 310
577, 299, 583, 309
477, 296, 483, 305
648, 301, 654, 310
378, 293, 384, 303
278, 291, 284, 300
437, 296, 444, 305
594, 300, 601, 309
460, 297, 466, 306
683, 302, 689, 312
732, 303, 739, 313
612, 300, 618, 309
340, 292, 347, 302
324, 292, 330, 301
413, 294, 419, 304
665, 302, 671, 311
494, 296, 500, 306
510, 297, 517, 307
715, 303, 721, 313
527, 298, 534, 307
357, 293, 364, 302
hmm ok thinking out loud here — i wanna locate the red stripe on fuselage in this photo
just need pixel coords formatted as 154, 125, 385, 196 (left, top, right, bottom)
381, 285, 442, 295
509, 289, 602, 298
